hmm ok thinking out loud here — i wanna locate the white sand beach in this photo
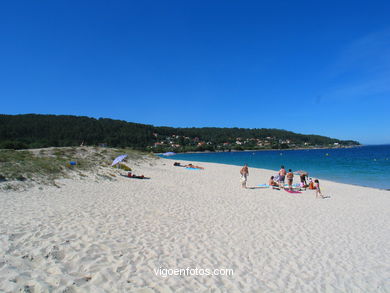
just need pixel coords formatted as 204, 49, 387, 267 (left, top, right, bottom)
0, 158, 389, 292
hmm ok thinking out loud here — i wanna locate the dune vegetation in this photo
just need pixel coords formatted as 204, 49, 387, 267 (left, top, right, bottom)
0, 147, 156, 191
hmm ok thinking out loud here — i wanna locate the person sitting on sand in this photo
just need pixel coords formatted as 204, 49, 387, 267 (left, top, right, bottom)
286, 169, 294, 190
240, 164, 249, 188
308, 178, 315, 189
278, 166, 286, 188
268, 176, 279, 187
300, 172, 308, 187
314, 179, 324, 198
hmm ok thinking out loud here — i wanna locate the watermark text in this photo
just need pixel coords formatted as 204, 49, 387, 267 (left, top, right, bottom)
154, 267, 234, 278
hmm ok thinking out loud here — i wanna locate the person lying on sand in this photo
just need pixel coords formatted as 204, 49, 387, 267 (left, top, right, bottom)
185, 163, 204, 169
123, 172, 150, 179
173, 162, 184, 167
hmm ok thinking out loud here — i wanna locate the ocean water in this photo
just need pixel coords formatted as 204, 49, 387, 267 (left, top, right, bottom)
160, 145, 390, 190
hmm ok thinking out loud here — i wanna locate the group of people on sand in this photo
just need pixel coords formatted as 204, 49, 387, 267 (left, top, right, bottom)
172, 161, 325, 198
240, 164, 326, 198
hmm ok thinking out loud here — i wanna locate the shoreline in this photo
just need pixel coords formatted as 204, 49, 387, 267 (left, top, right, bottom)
162, 157, 390, 192
159, 153, 390, 192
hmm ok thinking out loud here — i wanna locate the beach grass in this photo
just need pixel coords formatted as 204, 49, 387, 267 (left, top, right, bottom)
0, 147, 156, 190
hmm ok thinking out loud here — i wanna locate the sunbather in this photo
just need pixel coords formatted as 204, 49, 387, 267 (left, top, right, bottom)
124, 172, 150, 179
268, 176, 279, 187
300, 173, 308, 187
185, 163, 204, 169
308, 178, 316, 189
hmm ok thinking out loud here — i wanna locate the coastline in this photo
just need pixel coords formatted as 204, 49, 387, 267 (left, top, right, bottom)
158, 145, 390, 190
158, 144, 362, 155
1, 157, 389, 292
163, 157, 390, 192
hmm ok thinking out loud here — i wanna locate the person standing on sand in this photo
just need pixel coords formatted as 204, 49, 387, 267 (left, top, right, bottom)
286, 169, 294, 190
278, 165, 287, 188
314, 179, 324, 198
240, 164, 249, 188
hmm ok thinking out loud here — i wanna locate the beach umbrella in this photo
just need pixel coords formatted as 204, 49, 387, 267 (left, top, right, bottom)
111, 154, 128, 166
162, 152, 176, 156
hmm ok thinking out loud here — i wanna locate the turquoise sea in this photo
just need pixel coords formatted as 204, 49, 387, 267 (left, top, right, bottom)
160, 145, 390, 190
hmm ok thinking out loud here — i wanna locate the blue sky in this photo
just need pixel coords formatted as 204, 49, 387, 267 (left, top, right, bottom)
1, 1, 390, 144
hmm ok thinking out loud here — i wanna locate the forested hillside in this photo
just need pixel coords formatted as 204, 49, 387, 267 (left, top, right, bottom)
0, 114, 360, 151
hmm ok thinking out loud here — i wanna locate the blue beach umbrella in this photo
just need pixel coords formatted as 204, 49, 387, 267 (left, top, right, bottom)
162, 152, 176, 156
111, 154, 128, 166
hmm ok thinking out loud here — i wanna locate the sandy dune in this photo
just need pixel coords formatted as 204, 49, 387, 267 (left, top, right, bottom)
0, 159, 389, 292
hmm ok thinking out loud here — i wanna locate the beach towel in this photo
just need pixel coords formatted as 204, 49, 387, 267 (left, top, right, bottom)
284, 189, 302, 194
257, 184, 280, 189
282, 183, 300, 187
257, 184, 270, 188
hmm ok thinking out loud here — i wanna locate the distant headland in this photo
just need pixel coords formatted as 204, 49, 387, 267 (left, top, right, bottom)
0, 114, 360, 152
